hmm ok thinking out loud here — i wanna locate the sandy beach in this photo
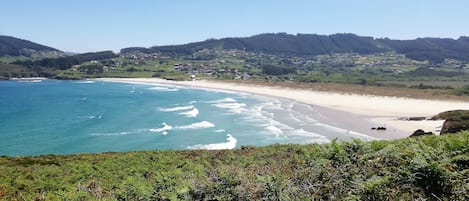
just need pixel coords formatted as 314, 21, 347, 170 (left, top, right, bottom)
96, 78, 469, 138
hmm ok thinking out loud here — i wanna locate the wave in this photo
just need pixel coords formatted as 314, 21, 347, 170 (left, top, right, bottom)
264, 125, 284, 137
149, 122, 173, 133
179, 108, 199, 118
159, 105, 194, 112
212, 102, 247, 113
188, 134, 237, 150
88, 115, 102, 119
315, 122, 377, 140
290, 129, 331, 144
209, 97, 237, 103
149, 86, 179, 92
215, 129, 226, 133
75, 80, 95, 84
175, 121, 215, 130
90, 130, 141, 136
148, 121, 215, 134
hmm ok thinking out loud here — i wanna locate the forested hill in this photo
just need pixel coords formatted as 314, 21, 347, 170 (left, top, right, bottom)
122, 33, 469, 63
0, 35, 62, 57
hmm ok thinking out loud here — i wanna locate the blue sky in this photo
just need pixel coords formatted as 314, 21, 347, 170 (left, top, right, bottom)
1, 0, 468, 53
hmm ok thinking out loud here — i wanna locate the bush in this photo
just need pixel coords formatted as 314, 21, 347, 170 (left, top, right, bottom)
0, 132, 468, 200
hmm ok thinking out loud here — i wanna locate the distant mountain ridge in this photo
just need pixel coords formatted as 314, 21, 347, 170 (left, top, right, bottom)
0, 35, 62, 57
122, 33, 469, 63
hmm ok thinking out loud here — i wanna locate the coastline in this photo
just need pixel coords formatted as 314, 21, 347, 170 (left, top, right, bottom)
95, 78, 469, 138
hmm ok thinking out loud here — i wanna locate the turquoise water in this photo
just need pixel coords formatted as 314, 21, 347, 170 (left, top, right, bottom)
0, 80, 376, 156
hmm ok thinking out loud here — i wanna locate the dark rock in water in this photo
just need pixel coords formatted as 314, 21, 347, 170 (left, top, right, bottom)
410, 129, 433, 137
372, 126, 386, 130
408, 117, 426, 121
376, 126, 386, 130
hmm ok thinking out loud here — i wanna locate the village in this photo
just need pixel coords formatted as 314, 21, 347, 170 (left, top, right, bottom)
63, 48, 468, 83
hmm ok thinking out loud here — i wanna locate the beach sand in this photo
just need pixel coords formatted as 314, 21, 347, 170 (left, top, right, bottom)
96, 78, 469, 138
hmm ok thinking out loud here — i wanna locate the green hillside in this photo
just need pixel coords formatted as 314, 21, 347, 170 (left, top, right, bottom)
1, 132, 468, 200
122, 33, 469, 63
0, 35, 62, 58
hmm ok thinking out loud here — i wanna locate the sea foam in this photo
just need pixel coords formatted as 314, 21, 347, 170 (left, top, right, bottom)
149, 86, 179, 92
290, 129, 331, 144
210, 98, 247, 114
265, 125, 284, 136
175, 121, 215, 130
178, 108, 199, 118
188, 134, 237, 150
149, 122, 173, 133
210, 97, 237, 103
158, 105, 194, 112
75, 80, 95, 84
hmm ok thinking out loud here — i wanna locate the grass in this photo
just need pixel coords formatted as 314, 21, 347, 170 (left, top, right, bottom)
0, 132, 468, 200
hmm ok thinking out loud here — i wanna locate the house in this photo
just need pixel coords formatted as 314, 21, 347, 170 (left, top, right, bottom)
242, 73, 251, 80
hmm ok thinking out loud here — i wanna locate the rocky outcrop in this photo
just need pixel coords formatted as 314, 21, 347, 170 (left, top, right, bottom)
430, 110, 469, 134
410, 129, 433, 137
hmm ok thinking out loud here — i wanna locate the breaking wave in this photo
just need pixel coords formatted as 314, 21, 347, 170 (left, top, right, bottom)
149, 121, 215, 134
209, 98, 237, 103
158, 105, 194, 112
178, 108, 199, 118
264, 125, 284, 137
149, 86, 179, 92
149, 122, 173, 133
187, 134, 237, 150
175, 121, 215, 130
210, 98, 247, 114
75, 80, 95, 84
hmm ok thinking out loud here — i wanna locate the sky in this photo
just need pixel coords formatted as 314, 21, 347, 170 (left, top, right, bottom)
1, 0, 468, 53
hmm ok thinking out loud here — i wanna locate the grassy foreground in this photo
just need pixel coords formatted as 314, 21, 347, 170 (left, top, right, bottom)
1, 133, 468, 200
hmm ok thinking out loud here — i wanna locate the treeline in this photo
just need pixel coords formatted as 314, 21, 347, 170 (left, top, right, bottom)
14, 51, 117, 69
0, 35, 59, 56
262, 64, 296, 75
378, 37, 469, 63
123, 33, 469, 63
405, 67, 463, 77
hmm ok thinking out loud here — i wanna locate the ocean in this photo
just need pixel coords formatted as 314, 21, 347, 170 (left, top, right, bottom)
0, 80, 378, 156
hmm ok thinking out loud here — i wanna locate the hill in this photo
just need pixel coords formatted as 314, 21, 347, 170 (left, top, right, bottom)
0, 35, 63, 62
122, 33, 469, 63
0, 132, 468, 200
15, 51, 118, 70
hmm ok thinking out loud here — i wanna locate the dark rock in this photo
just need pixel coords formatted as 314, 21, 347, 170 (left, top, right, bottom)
408, 117, 426, 121
441, 119, 469, 135
410, 129, 433, 137
376, 126, 386, 131
431, 110, 469, 134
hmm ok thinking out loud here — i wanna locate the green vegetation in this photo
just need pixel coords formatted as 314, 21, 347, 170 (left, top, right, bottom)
451, 85, 469, 96
1, 132, 468, 200
144, 33, 469, 63
15, 51, 117, 70
0, 35, 60, 57
0, 63, 57, 79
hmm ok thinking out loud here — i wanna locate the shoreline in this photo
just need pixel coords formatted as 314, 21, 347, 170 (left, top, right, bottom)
95, 78, 469, 138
